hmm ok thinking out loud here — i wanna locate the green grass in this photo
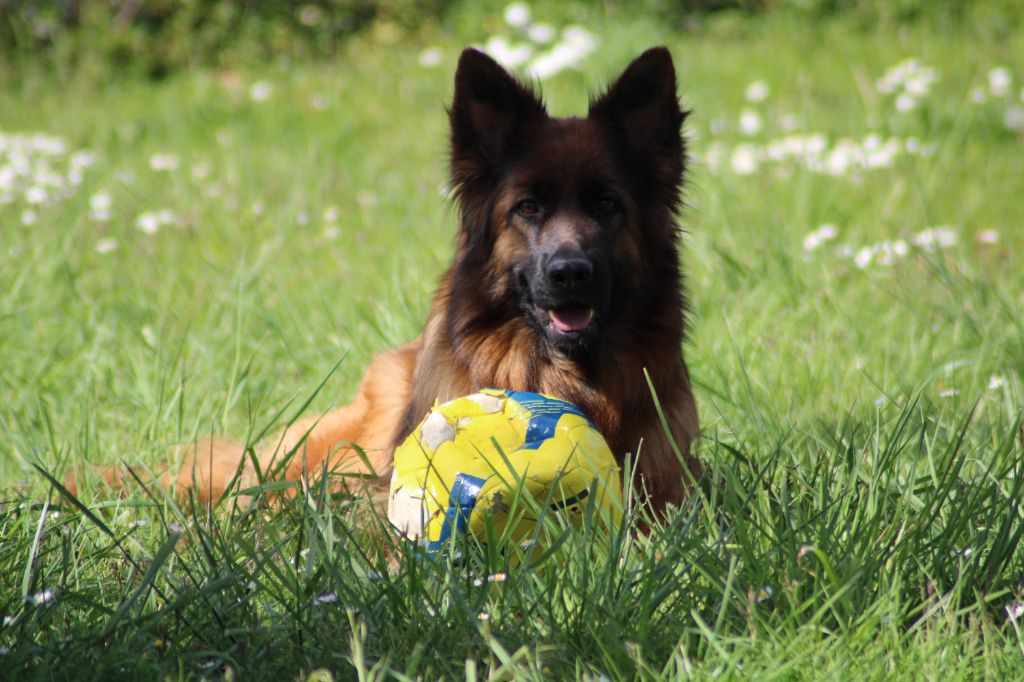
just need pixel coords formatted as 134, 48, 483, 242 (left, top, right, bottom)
2, 3, 1024, 679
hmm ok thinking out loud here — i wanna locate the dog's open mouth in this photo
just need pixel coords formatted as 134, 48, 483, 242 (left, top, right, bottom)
545, 305, 595, 334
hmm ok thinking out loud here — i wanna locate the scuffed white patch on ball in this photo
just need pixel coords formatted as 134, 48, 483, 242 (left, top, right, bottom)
466, 392, 504, 414
387, 486, 426, 539
420, 409, 456, 450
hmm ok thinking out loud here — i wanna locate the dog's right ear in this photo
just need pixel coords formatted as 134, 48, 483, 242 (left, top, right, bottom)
449, 48, 546, 173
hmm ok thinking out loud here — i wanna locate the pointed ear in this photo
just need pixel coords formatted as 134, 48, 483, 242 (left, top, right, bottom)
589, 47, 687, 193
450, 48, 547, 172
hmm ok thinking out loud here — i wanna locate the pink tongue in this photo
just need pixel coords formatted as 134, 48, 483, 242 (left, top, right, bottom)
549, 306, 593, 333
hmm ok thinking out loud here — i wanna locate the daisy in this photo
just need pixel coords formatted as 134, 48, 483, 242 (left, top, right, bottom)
419, 47, 443, 68
745, 80, 770, 103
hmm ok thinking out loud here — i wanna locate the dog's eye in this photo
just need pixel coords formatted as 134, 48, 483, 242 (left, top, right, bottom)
514, 199, 541, 217
596, 196, 619, 215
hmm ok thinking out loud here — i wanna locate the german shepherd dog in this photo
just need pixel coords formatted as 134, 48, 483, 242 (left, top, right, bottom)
89, 47, 701, 516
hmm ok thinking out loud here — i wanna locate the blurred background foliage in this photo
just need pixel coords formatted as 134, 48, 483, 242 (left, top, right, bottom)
1, 0, 1021, 78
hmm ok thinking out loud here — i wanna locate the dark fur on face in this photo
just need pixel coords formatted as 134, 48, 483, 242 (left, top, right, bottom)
446, 47, 689, 361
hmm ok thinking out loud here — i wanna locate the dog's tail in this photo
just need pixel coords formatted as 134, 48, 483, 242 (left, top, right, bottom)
63, 436, 259, 504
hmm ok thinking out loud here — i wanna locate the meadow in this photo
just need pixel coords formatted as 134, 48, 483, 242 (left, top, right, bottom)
2, 1, 1024, 678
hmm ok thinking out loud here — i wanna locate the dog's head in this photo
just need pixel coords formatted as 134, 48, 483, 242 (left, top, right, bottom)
447, 47, 687, 356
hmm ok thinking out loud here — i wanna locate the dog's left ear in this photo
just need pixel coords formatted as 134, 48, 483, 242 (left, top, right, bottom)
450, 48, 547, 171
589, 47, 687, 195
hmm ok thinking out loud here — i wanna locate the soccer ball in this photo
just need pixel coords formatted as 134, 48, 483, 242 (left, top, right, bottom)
387, 389, 623, 554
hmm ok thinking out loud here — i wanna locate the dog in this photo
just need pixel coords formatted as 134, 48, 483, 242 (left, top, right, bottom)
79, 47, 701, 516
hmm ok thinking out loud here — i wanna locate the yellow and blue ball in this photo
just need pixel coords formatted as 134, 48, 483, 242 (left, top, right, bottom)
387, 389, 623, 553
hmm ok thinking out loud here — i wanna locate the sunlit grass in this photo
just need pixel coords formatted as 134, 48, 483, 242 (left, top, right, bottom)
1, 2, 1023, 678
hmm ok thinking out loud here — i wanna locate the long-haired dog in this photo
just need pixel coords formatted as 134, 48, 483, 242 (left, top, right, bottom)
78, 47, 701, 516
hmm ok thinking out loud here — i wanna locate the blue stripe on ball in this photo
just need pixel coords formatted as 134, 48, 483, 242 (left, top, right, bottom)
504, 390, 592, 450
427, 472, 487, 553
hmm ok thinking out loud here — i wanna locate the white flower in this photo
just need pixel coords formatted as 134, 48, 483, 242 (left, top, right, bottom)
249, 81, 273, 102
135, 212, 161, 234
988, 67, 1012, 97
729, 145, 759, 175
755, 586, 773, 603
90, 191, 112, 221
895, 93, 917, 112
28, 589, 56, 606
526, 27, 597, 80
90, 191, 112, 211
912, 226, 957, 250
745, 80, 770, 103
975, 229, 999, 244
297, 5, 322, 26
802, 234, 822, 252
25, 185, 47, 204
477, 611, 491, 622
1006, 602, 1024, 620
418, 47, 443, 68
988, 375, 1007, 390
503, 2, 531, 28
803, 224, 838, 252
313, 591, 339, 606
854, 246, 873, 269
904, 75, 931, 96
323, 206, 339, 222
874, 241, 903, 266
938, 388, 959, 398
31, 133, 67, 156
191, 162, 211, 180
738, 109, 762, 136
876, 74, 897, 95
21, 208, 37, 225
970, 87, 987, 104
149, 153, 180, 172
70, 149, 96, 170
562, 26, 597, 51
485, 36, 534, 70
528, 23, 556, 44
824, 142, 854, 175
95, 239, 119, 254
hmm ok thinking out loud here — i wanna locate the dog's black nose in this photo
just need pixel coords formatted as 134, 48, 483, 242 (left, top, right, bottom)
547, 254, 593, 292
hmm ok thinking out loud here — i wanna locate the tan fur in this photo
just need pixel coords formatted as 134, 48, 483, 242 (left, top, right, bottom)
172, 342, 419, 504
